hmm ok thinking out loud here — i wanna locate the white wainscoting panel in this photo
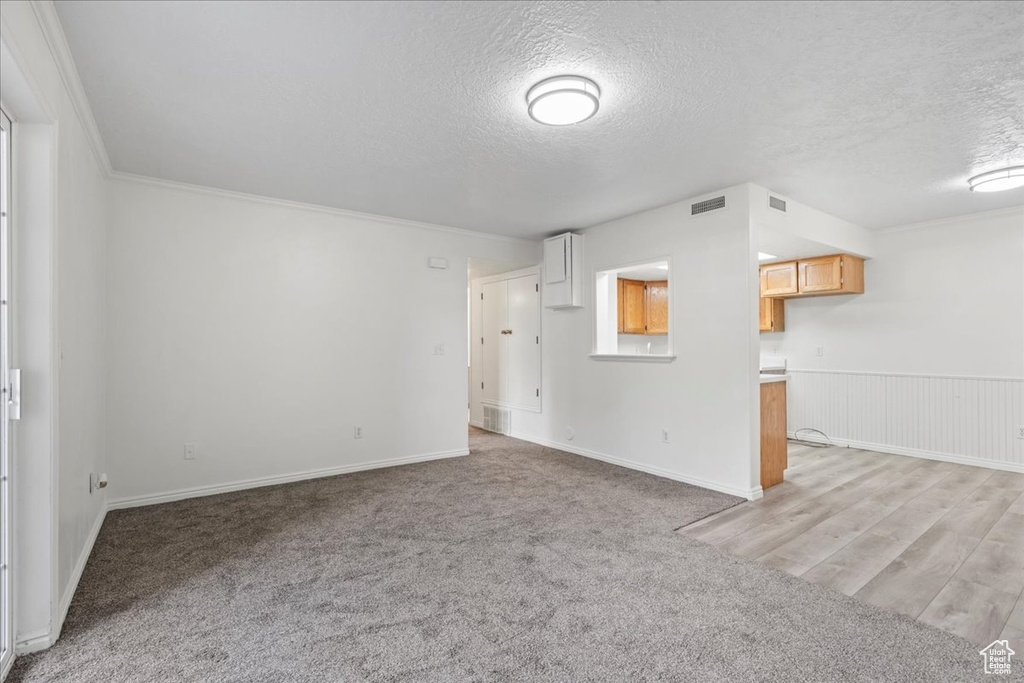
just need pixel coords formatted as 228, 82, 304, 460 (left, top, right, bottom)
787, 370, 1024, 471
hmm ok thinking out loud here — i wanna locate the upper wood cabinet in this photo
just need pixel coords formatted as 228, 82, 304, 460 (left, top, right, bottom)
798, 254, 864, 295
618, 279, 646, 334
759, 297, 785, 333
617, 278, 667, 335
760, 262, 798, 296
760, 254, 864, 299
645, 280, 669, 335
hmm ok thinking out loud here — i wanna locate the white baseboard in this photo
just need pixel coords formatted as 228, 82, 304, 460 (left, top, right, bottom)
13, 506, 108, 657
788, 432, 1024, 474
55, 506, 107, 639
14, 629, 51, 655
510, 431, 761, 500
108, 449, 469, 510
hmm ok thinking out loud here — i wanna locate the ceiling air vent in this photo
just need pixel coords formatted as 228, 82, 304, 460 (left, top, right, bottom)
691, 195, 726, 216
769, 196, 787, 212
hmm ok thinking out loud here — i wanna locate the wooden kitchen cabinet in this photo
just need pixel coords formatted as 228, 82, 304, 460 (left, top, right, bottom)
797, 254, 864, 295
759, 254, 864, 299
760, 380, 788, 489
760, 261, 798, 296
645, 280, 668, 335
617, 278, 667, 335
618, 278, 646, 334
759, 297, 785, 332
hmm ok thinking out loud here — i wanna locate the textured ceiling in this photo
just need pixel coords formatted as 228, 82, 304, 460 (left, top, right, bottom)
54, 1, 1024, 238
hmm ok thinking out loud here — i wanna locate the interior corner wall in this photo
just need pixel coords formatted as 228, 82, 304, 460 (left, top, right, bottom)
2, 1, 108, 648
763, 207, 1024, 470
511, 185, 761, 499
104, 179, 539, 505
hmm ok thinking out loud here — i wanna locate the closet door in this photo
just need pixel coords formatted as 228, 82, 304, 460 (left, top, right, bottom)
481, 280, 508, 404
507, 274, 540, 410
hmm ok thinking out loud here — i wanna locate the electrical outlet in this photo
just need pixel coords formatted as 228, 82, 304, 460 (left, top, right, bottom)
184, 443, 196, 460
815, 346, 824, 357
565, 426, 574, 441
662, 429, 670, 443
434, 344, 445, 356
354, 426, 363, 439
1017, 426, 1024, 440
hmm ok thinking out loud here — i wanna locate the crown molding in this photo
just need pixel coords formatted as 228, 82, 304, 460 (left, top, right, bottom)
29, 0, 111, 175
875, 205, 1024, 235
108, 171, 541, 246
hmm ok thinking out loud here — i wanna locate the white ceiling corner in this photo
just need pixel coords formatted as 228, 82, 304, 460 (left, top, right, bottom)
51, 0, 1024, 239
29, 0, 111, 175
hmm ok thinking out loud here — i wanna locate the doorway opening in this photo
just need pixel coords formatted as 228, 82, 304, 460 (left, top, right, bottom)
467, 258, 541, 437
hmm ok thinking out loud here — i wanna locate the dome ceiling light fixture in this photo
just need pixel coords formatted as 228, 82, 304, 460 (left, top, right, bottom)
526, 75, 601, 126
968, 166, 1024, 193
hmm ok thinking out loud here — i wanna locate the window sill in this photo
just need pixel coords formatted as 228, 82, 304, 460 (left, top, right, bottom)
589, 354, 677, 363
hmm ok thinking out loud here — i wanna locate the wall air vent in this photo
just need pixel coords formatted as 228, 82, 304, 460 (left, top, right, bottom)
483, 406, 511, 435
769, 196, 787, 212
691, 195, 726, 216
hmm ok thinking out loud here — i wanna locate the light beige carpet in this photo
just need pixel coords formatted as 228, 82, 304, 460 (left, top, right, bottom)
9, 428, 990, 681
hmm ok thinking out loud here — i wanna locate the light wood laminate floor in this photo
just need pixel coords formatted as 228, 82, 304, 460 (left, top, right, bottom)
680, 443, 1024, 646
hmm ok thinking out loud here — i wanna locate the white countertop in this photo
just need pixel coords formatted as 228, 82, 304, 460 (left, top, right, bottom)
759, 373, 788, 384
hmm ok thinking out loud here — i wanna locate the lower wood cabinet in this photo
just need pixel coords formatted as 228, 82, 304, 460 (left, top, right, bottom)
760, 380, 788, 489
618, 278, 668, 335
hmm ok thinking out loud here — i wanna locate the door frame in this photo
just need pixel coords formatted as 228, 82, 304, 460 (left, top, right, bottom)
469, 265, 543, 423
1, 104, 14, 681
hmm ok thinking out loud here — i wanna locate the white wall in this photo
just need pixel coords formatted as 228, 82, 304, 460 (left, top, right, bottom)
105, 177, 538, 505
1, 0, 108, 649
512, 185, 762, 498
752, 185, 877, 260
763, 207, 1024, 470
617, 334, 668, 356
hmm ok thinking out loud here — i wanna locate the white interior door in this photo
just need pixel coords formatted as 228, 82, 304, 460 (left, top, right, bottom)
480, 280, 507, 404
0, 107, 13, 680
507, 274, 540, 410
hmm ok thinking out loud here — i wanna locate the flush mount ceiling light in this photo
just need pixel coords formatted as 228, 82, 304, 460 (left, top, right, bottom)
968, 166, 1024, 193
526, 75, 600, 126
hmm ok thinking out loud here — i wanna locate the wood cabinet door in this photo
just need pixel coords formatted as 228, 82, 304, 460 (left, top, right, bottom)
759, 297, 772, 332
759, 297, 784, 332
619, 278, 646, 335
798, 255, 842, 293
760, 262, 798, 296
645, 280, 668, 335
760, 381, 788, 489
